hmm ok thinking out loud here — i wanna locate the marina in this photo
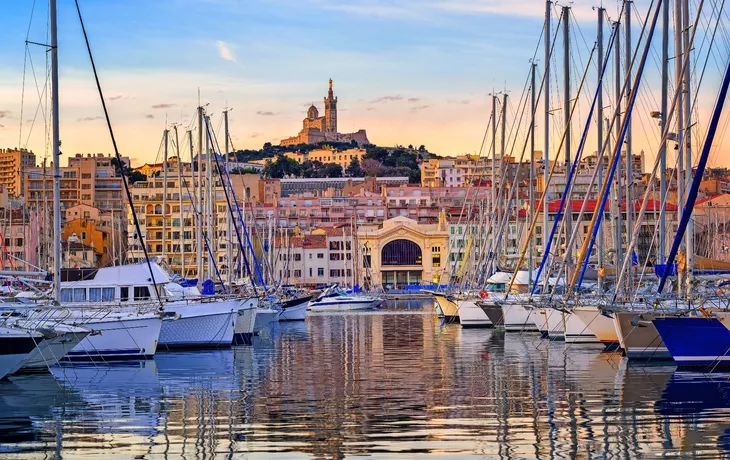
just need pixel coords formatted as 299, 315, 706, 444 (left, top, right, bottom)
3, 301, 730, 457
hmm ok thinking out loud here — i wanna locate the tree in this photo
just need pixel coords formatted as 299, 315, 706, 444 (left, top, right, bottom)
230, 167, 261, 175
361, 158, 381, 177
418, 145, 426, 152
263, 154, 300, 178
129, 171, 147, 184
323, 163, 343, 178
345, 157, 363, 177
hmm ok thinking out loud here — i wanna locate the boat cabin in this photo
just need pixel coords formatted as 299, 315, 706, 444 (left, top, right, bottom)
58, 262, 171, 304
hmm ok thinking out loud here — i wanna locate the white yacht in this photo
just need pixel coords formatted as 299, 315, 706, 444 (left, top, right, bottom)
278, 295, 313, 321
307, 286, 384, 312
233, 296, 259, 344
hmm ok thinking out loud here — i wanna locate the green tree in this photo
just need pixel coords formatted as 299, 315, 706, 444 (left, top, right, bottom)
345, 157, 363, 177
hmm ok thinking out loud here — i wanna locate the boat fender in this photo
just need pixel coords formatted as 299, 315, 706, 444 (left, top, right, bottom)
479, 290, 489, 299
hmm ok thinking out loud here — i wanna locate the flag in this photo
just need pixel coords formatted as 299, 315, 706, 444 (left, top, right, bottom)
631, 250, 639, 266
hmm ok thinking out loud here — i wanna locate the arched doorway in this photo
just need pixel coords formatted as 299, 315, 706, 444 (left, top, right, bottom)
380, 239, 422, 288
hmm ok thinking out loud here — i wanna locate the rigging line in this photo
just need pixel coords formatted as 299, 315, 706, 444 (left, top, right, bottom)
73, 0, 162, 304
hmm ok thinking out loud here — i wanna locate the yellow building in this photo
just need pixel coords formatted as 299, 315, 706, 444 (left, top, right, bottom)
0, 148, 36, 197
306, 148, 365, 169
61, 218, 110, 266
357, 214, 449, 289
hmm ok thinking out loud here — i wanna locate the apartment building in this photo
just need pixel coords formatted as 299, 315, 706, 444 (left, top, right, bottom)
25, 153, 129, 213
0, 148, 36, 197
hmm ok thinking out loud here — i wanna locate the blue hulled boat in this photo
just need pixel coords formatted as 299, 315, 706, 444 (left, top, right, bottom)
654, 315, 730, 367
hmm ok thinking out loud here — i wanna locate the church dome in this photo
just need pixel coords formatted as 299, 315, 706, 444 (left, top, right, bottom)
307, 105, 319, 119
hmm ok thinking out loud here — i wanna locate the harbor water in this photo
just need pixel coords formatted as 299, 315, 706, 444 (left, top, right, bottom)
2, 299, 730, 458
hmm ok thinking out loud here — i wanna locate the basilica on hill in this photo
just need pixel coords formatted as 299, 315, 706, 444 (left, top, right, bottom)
280, 79, 370, 147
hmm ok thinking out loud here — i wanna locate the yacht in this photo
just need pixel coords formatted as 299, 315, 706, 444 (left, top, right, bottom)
278, 295, 313, 321
307, 286, 383, 312
233, 296, 258, 345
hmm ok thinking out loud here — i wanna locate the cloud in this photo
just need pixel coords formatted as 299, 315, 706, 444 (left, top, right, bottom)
250, 132, 262, 138
151, 103, 175, 109
256, 111, 278, 116
145, 114, 155, 119
410, 105, 431, 112
366, 107, 376, 111
216, 40, 237, 63
108, 95, 124, 101
407, 97, 420, 103
76, 116, 103, 122
371, 95, 403, 103
0, 124, 5, 129
0, 110, 9, 119
448, 99, 471, 105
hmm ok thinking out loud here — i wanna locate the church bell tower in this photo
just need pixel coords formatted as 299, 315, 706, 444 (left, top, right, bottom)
324, 78, 338, 133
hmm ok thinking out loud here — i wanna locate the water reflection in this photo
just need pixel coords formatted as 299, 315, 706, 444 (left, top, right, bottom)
2, 300, 730, 457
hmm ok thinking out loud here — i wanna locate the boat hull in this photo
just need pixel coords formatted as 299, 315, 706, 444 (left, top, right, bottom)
545, 308, 566, 341
500, 303, 539, 332
458, 300, 492, 328
433, 294, 460, 321
477, 301, 504, 328
18, 330, 90, 371
564, 311, 601, 344
654, 315, 730, 367
160, 300, 238, 349
278, 297, 311, 322
614, 311, 671, 360
572, 307, 620, 349
66, 315, 162, 360
307, 297, 383, 312
0, 334, 39, 379
233, 299, 258, 345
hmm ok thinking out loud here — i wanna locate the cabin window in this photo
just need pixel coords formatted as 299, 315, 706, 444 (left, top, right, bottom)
89, 288, 102, 302
120, 287, 129, 302
61, 288, 73, 303
134, 286, 151, 300
102, 287, 115, 301
73, 288, 86, 302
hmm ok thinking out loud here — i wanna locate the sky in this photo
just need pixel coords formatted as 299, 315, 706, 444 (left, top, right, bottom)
0, 0, 727, 169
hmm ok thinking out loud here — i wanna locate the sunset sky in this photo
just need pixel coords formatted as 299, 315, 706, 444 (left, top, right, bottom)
0, 0, 726, 170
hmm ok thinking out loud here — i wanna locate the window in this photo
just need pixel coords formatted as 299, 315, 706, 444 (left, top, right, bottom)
61, 288, 73, 302
309, 253, 312, 260
120, 287, 129, 302
432, 246, 440, 253
102, 287, 115, 301
89, 288, 102, 302
81, 184, 91, 189
363, 255, 371, 267
81, 173, 92, 179
73, 288, 86, 302
433, 254, 441, 268
317, 268, 324, 277
294, 270, 302, 277
3, 238, 8, 247
294, 254, 301, 261
81, 232, 87, 240
134, 286, 151, 300
317, 253, 324, 259
15, 238, 22, 247
309, 267, 313, 277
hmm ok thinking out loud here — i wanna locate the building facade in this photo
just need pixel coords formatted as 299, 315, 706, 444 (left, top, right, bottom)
0, 148, 36, 197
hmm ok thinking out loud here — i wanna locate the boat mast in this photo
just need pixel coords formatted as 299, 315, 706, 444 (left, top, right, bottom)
529, 62, 536, 285
224, 109, 232, 285
682, 0, 693, 292
544, 0, 551, 273
163, 128, 169, 264
205, 115, 215, 280
501, 92, 507, 266
625, 1, 633, 291
491, 94, 497, 275
196, 106, 204, 280
562, 5, 572, 273
674, 0, 685, 294
659, 0, 669, 265
597, 7, 605, 291
174, 126, 185, 277
50, 0, 61, 302
613, 17, 623, 284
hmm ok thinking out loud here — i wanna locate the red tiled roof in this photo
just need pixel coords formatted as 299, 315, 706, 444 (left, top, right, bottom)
696, 193, 730, 206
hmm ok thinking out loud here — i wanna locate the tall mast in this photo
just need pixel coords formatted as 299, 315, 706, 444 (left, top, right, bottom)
174, 126, 185, 277
674, 0, 685, 293
163, 128, 169, 264
491, 94, 497, 274
50, 0, 61, 302
683, 0, 693, 290
613, 19, 624, 278
501, 92, 507, 262
624, 1, 633, 290
659, 0, 669, 264
224, 109, 233, 285
529, 63, 537, 285
205, 115, 214, 280
562, 6, 572, 267
544, 1, 551, 266
597, 7, 605, 291
196, 106, 204, 280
